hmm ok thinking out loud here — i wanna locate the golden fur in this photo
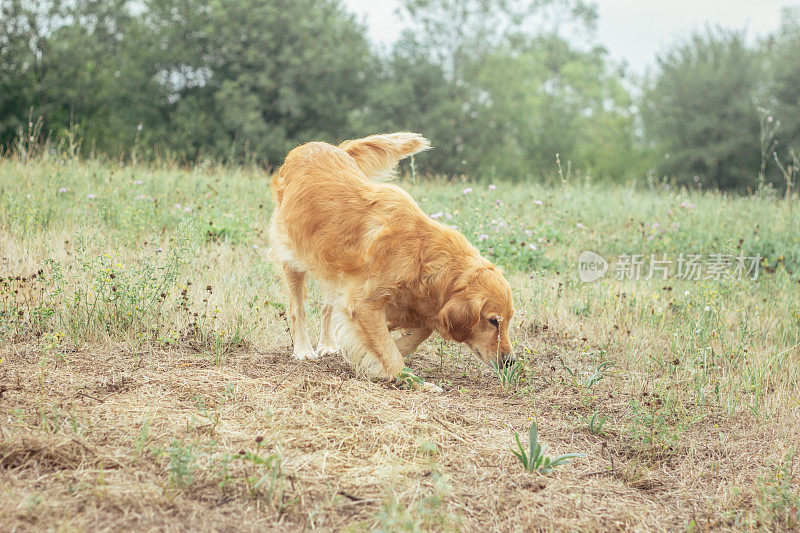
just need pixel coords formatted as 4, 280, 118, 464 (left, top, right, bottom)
268, 132, 514, 387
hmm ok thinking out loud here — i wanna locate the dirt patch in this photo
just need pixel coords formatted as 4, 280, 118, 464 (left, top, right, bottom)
1, 436, 122, 470
0, 344, 796, 531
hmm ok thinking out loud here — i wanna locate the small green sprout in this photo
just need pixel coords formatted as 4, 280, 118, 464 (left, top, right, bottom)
512, 421, 586, 474
560, 359, 614, 389
491, 361, 520, 390
584, 412, 608, 435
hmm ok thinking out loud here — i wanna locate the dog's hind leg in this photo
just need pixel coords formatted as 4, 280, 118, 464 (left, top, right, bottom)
282, 264, 317, 360
316, 302, 337, 356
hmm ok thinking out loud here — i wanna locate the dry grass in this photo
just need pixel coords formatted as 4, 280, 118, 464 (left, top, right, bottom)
2, 311, 798, 531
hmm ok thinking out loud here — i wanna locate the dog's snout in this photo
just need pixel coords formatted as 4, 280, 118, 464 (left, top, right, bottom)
500, 352, 516, 367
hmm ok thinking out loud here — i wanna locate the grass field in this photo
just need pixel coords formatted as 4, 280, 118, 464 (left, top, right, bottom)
2, 150, 800, 531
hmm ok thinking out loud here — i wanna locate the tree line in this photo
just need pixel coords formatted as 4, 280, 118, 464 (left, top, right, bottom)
1, 0, 799, 190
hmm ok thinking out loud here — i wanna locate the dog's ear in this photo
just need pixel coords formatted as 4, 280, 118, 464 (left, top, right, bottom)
439, 296, 481, 343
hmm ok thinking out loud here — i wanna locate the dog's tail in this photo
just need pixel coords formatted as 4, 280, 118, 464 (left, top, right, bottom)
271, 132, 430, 204
339, 132, 430, 181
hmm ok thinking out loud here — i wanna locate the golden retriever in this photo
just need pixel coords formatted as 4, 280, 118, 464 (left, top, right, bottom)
268, 132, 514, 390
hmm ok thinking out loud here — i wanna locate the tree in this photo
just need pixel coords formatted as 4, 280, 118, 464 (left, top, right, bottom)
641, 28, 763, 190
0, 0, 63, 147
0, 0, 375, 164
766, 7, 800, 186
367, 0, 637, 180
1, 0, 641, 179
466, 34, 639, 180
147, 0, 375, 164
0, 0, 169, 154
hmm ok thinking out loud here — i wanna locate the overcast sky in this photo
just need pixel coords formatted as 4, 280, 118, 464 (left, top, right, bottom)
343, 0, 794, 74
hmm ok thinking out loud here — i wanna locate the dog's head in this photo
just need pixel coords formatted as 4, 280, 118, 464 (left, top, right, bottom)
437, 266, 515, 367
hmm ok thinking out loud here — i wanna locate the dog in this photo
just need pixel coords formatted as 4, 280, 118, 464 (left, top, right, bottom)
268, 132, 515, 390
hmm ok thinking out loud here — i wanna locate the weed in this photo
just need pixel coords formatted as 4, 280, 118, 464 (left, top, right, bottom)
373, 473, 459, 532
511, 422, 586, 474
625, 397, 681, 459
755, 453, 800, 529
491, 361, 521, 390
134, 414, 152, 459
561, 359, 614, 389
418, 441, 439, 456
167, 440, 197, 488
395, 367, 424, 389
230, 449, 296, 514
583, 412, 609, 436
21, 493, 43, 511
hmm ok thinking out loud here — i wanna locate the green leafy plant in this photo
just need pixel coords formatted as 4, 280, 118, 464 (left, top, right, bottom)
512, 422, 586, 474
232, 450, 282, 499
491, 361, 520, 390
229, 449, 297, 514
396, 367, 424, 389
133, 413, 152, 459
167, 440, 197, 488
752, 452, 800, 528
561, 359, 614, 389
584, 412, 609, 435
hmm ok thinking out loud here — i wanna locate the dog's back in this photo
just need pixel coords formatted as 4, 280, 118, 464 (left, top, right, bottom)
269, 133, 431, 276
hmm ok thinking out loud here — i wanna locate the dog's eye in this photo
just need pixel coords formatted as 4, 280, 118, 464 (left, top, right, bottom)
488, 317, 499, 327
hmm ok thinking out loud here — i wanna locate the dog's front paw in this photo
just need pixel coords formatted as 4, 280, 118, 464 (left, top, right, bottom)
292, 348, 320, 360
316, 345, 338, 357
